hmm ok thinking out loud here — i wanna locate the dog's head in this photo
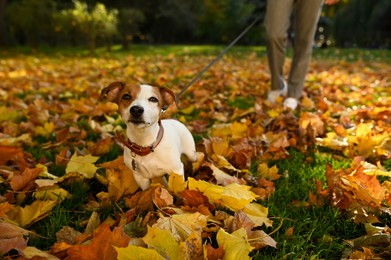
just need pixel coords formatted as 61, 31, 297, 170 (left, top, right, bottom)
100, 81, 176, 127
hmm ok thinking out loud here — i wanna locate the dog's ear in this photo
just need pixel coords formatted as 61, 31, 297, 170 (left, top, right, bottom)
159, 87, 177, 110
100, 81, 126, 104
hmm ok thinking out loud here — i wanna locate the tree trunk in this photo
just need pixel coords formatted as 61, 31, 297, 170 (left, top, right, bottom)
0, 0, 7, 47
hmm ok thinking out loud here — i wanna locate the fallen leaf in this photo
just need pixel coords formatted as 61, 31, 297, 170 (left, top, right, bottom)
216, 227, 254, 260
115, 244, 165, 260
10, 167, 41, 191
154, 212, 208, 241
0, 222, 29, 255
66, 223, 130, 260
34, 186, 71, 201
6, 200, 58, 226
142, 225, 186, 260
66, 153, 99, 178
23, 246, 60, 260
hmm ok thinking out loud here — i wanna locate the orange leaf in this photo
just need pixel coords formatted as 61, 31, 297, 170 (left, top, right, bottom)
66, 223, 130, 260
10, 167, 41, 191
0, 202, 14, 218
0, 145, 28, 170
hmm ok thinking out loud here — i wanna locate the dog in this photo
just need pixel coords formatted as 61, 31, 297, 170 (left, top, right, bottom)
100, 81, 197, 190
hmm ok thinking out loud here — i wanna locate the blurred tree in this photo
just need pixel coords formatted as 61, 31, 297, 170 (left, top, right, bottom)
6, 0, 56, 48
55, 1, 118, 52
334, 0, 391, 48
117, 8, 145, 49
197, 0, 255, 43
0, 0, 7, 46
129, 0, 201, 43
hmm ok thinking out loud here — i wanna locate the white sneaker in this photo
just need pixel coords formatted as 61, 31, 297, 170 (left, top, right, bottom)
267, 81, 288, 103
283, 97, 299, 110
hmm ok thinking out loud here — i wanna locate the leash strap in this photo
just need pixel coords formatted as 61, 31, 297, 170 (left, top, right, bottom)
176, 15, 262, 100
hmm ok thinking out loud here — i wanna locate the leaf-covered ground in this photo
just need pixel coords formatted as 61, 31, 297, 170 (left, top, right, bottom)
0, 47, 390, 259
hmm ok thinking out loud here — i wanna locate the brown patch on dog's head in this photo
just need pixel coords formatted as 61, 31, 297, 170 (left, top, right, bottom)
158, 86, 177, 111
100, 81, 126, 104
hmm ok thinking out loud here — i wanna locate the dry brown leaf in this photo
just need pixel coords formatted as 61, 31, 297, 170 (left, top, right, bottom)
65, 223, 130, 260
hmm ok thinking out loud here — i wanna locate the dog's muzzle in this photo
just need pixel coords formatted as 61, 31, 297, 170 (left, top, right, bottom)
130, 105, 144, 118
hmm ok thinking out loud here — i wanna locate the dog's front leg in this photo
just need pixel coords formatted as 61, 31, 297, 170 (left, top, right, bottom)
133, 174, 151, 190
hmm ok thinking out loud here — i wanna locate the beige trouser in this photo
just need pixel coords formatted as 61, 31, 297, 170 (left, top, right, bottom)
264, 0, 323, 99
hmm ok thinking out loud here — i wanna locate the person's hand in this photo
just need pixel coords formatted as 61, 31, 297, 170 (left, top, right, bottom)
324, 0, 339, 5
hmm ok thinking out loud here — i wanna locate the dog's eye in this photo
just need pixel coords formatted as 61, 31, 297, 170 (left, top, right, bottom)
149, 97, 159, 103
122, 94, 131, 100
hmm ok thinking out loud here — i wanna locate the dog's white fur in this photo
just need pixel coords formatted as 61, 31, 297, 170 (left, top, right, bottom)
101, 82, 196, 190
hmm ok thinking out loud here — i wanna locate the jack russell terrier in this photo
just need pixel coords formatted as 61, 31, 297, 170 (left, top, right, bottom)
100, 81, 197, 190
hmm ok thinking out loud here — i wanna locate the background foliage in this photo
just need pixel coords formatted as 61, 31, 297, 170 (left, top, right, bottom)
1, 0, 390, 50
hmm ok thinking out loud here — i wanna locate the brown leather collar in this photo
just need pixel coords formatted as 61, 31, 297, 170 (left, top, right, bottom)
115, 120, 164, 157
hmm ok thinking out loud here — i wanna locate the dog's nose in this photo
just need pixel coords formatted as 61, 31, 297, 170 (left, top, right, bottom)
130, 105, 144, 117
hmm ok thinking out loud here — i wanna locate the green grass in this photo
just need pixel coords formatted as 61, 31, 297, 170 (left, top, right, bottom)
2, 44, 390, 63
253, 150, 363, 259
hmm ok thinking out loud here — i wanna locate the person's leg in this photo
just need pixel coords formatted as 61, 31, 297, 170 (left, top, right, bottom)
287, 0, 323, 99
264, 0, 294, 94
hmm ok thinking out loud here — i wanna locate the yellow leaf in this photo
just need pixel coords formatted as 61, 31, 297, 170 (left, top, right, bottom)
37, 164, 59, 179
115, 245, 164, 260
221, 183, 259, 211
22, 246, 59, 260
188, 178, 224, 205
167, 174, 187, 195
257, 163, 281, 181
243, 203, 273, 227
180, 105, 195, 115
299, 112, 324, 137
142, 226, 185, 260
180, 229, 203, 260
211, 137, 233, 157
216, 228, 254, 260
34, 186, 71, 201
210, 162, 242, 186
6, 200, 58, 227
187, 178, 258, 211
35, 121, 55, 137
230, 122, 248, 139
154, 212, 208, 241
0, 106, 19, 122
66, 153, 99, 178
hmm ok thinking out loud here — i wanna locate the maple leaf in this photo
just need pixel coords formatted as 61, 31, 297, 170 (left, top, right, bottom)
343, 223, 391, 258
204, 244, 224, 260
35, 121, 55, 137
0, 222, 30, 255
56, 226, 82, 244
210, 162, 245, 186
22, 246, 60, 259
34, 185, 71, 202
65, 223, 130, 260
142, 225, 186, 259
299, 112, 324, 138
257, 162, 281, 181
167, 173, 187, 195
99, 156, 139, 201
187, 178, 259, 211
115, 244, 165, 260
180, 189, 215, 214
154, 212, 208, 241
66, 153, 99, 178
216, 227, 254, 260
242, 202, 273, 228
0, 202, 14, 218
10, 167, 41, 192
6, 200, 58, 227
231, 211, 276, 249
0, 145, 29, 171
